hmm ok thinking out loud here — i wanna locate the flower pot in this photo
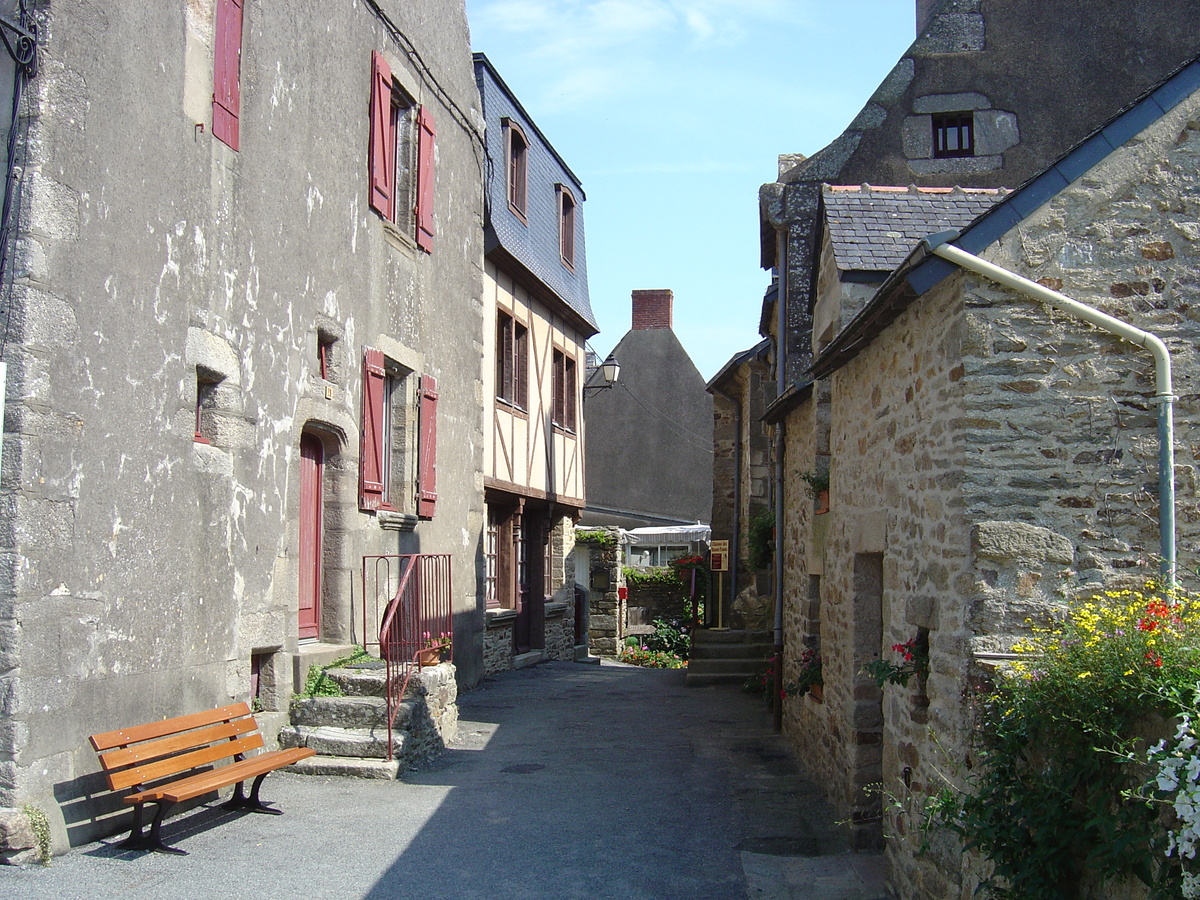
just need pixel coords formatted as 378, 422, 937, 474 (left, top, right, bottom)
815, 490, 830, 515
807, 683, 824, 703
417, 647, 442, 667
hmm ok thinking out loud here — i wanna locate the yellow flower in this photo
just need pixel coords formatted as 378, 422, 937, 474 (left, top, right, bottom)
1078, 672, 1092, 678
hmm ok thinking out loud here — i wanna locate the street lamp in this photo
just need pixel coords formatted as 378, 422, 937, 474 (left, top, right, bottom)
583, 354, 620, 398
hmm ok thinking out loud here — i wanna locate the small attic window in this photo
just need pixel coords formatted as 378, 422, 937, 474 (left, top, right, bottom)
932, 111, 974, 158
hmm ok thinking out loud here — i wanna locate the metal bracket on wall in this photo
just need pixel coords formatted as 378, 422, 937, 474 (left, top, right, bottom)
0, 4, 38, 76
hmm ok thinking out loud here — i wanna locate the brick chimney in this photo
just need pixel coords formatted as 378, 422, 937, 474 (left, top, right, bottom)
631, 289, 673, 330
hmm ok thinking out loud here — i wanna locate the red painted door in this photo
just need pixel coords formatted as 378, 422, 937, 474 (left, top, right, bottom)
298, 433, 324, 640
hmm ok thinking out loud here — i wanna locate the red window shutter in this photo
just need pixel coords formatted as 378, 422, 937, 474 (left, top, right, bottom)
415, 106, 436, 252
515, 325, 528, 408
566, 357, 577, 429
368, 51, 395, 220
212, 0, 244, 150
418, 375, 438, 518
359, 347, 386, 510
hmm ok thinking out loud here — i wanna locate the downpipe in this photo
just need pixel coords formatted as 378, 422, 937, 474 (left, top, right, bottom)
926, 237, 1177, 590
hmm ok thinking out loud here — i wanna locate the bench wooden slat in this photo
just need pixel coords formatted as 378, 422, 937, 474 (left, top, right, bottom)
97, 717, 259, 773
89, 702, 253, 751
105, 733, 265, 791
126, 748, 316, 805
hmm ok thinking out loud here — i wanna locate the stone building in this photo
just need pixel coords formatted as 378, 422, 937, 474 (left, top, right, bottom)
474, 54, 597, 673
781, 52, 1200, 899
582, 289, 713, 530
0, 1, 485, 852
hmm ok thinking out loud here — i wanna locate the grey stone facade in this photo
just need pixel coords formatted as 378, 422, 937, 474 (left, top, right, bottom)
0, 1, 485, 852
779, 64, 1200, 899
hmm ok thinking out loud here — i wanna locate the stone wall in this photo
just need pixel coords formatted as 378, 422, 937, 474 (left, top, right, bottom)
405, 662, 459, 765
483, 612, 516, 676
779, 87, 1200, 900
543, 602, 573, 660
576, 530, 625, 655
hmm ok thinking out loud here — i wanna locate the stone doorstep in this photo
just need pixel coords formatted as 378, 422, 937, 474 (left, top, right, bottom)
323, 667, 387, 697
512, 650, 545, 669
292, 641, 358, 693
285, 756, 400, 780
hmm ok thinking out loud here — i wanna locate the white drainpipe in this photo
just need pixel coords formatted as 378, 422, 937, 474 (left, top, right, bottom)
926, 237, 1177, 590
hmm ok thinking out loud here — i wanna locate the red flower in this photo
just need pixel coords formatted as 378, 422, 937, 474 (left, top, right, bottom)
1138, 618, 1159, 632
1145, 651, 1163, 668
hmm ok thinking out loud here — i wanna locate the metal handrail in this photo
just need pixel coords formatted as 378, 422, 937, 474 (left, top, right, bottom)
362, 554, 453, 760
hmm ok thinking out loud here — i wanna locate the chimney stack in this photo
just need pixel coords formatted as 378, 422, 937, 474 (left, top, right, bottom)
631, 289, 673, 330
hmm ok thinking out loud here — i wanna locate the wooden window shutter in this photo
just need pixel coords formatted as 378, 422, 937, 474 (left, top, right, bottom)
418, 375, 439, 518
566, 357, 577, 430
552, 351, 564, 425
212, 0, 244, 150
415, 106, 436, 252
515, 325, 528, 408
368, 51, 395, 220
359, 347, 386, 510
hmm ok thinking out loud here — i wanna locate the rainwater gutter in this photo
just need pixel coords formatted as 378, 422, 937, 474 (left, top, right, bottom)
924, 234, 1177, 589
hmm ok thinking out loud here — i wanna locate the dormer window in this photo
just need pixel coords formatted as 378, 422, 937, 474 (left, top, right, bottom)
557, 184, 576, 270
505, 118, 529, 220
932, 111, 974, 158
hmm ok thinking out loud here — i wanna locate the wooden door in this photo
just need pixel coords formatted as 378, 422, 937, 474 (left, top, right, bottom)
298, 432, 324, 640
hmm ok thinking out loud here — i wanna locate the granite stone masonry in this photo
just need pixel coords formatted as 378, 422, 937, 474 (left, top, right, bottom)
776, 73, 1200, 900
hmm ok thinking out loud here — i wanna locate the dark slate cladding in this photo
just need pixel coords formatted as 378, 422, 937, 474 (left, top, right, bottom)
822, 186, 1006, 273
473, 53, 597, 332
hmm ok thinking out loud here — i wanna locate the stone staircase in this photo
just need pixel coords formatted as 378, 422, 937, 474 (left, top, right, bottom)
278, 660, 458, 779
685, 629, 773, 687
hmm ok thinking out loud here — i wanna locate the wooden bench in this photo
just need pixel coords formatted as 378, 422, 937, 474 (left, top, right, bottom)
89, 701, 315, 854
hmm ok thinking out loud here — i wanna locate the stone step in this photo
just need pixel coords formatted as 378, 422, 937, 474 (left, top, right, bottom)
323, 667, 388, 697
691, 629, 772, 645
278, 724, 405, 760
689, 642, 773, 660
285, 755, 400, 780
684, 671, 757, 687
687, 657, 770, 676
290, 695, 420, 730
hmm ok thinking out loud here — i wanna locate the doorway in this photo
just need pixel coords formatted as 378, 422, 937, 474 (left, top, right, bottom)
298, 431, 324, 640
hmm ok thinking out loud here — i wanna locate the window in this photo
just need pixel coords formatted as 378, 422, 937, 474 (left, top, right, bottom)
625, 544, 690, 567
496, 312, 528, 409
318, 335, 335, 381
557, 185, 576, 270
552, 349, 577, 432
505, 119, 528, 220
212, 0, 244, 150
194, 371, 221, 443
368, 51, 436, 252
932, 111, 974, 158
359, 347, 435, 516
486, 513, 500, 609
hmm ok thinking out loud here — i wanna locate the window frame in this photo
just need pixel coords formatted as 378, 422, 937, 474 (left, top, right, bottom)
932, 111, 975, 159
504, 118, 529, 222
551, 348, 577, 433
496, 310, 529, 411
556, 184, 576, 270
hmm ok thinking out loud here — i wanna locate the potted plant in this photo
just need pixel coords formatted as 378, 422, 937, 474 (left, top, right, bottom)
861, 635, 928, 688
798, 470, 830, 514
417, 631, 452, 667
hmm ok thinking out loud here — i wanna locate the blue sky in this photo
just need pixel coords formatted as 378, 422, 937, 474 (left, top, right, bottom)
465, 1, 918, 379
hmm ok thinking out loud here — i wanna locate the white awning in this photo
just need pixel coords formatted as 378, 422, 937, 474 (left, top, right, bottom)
622, 524, 711, 545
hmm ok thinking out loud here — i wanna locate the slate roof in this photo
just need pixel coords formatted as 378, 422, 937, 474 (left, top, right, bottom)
473, 54, 598, 334
822, 185, 1007, 272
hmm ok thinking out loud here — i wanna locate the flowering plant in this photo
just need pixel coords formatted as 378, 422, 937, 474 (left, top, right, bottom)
862, 635, 928, 687
936, 584, 1200, 900
420, 631, 452, 651
781, 648, 822, 698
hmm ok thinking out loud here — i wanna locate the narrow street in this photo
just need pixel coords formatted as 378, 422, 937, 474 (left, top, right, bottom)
1, 661, 886, 900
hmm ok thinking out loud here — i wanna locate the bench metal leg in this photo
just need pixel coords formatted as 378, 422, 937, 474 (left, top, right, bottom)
220, 774, 282, 815
118, 801, 186, 855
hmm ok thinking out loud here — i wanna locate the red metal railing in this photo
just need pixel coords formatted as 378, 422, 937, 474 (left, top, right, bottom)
361, 554, 453, 760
